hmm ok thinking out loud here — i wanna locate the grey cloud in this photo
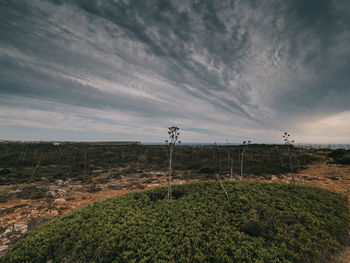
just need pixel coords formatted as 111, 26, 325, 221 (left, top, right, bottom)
0, 0, 349, 142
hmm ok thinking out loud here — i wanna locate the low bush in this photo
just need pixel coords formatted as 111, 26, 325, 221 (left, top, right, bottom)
328, 149, 347, 159
107, 185, 123, 190
15, 186, 49, 200
0, 168, 11, 175
2, 181, 349, 263
337, 155, 350, 164
139, 173, 152, 178
329, 149, 350, 165
86, 187, 102, 193
199, 166, 216, 174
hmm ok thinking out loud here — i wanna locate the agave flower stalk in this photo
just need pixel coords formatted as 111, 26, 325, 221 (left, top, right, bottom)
283, 132, 295, 173
165, 126, 181, 199
240, 140, 251, 177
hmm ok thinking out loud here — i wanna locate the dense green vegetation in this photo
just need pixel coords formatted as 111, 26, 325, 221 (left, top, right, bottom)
2, 181, 349, 263
328, 149, 350, 164
0, 142, 319, 185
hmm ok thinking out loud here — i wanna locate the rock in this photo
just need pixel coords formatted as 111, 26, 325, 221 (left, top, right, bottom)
49, 189, 67, 198
144, 178, 157, 184
4, 229, 14, 238
59, 207, 70, 211
271, 175, 278, 181
56, 180, 64, 186
54, 198, 67, 205
14, 223, 28, 234
49, 190, 59, 198
328, 176, 340, 181
58, 189, 67, 197
0, 245, 8, 252
302, 175, 313, 181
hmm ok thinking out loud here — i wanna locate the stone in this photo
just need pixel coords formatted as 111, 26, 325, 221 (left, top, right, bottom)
54, 198, 67, 205
329, 176, 340, 181
14, 223, 28, 234
302, 176, 313, 181
57, 189, 67, 197
49, 189, 67, 198
49, 190, 59, 198
4, 229, 14, 238
56, 179, 64, 186
0, 245, 8, 252
20, 211, 30, 215
271, 175, 278, 181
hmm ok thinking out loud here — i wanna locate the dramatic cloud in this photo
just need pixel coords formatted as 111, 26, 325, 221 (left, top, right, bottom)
0, 0, 349, 143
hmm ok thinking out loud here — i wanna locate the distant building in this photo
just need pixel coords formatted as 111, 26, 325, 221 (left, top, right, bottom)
53, 142, 60, 146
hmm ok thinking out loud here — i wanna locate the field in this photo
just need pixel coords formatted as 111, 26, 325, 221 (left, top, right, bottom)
0, 142, 349, 262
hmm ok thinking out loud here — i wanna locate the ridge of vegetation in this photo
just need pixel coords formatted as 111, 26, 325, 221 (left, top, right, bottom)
0, 143, 319, 185
2, 181, 349, 263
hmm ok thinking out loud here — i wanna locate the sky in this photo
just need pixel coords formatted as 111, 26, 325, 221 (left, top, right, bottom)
0, 0, 349, 143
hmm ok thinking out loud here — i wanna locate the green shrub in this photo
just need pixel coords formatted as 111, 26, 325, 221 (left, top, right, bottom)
328, 149, 347, 159
112, 173, 121, 179
337, 155, 350, 164
2, 181, 349, 263
240, 219, 265, 237
329, 150, 350, 165
199, 166, 215, 174
0, 168, 11, 175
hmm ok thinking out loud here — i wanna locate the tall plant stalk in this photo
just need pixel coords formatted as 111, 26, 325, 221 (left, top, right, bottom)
165, 126, 181, 199
240, 140, 251, 177
283, 132, 295, 183
230, 152, 234, 179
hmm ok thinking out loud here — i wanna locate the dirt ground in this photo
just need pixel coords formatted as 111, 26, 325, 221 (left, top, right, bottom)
0, 159, 349, 261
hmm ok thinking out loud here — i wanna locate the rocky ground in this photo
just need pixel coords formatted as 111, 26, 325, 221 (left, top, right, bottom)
0, 159, 349, 261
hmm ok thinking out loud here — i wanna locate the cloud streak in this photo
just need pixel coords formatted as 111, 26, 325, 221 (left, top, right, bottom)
0, 0, 349, 143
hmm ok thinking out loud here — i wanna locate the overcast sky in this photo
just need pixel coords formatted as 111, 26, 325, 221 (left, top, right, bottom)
0, 0, 349, 143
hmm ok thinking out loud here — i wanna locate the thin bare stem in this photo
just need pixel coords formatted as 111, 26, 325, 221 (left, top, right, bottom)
217, 174, 230, 204
31, 159, 40, 181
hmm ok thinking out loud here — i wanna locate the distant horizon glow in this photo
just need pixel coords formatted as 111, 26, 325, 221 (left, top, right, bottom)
1, 0, 349, 143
